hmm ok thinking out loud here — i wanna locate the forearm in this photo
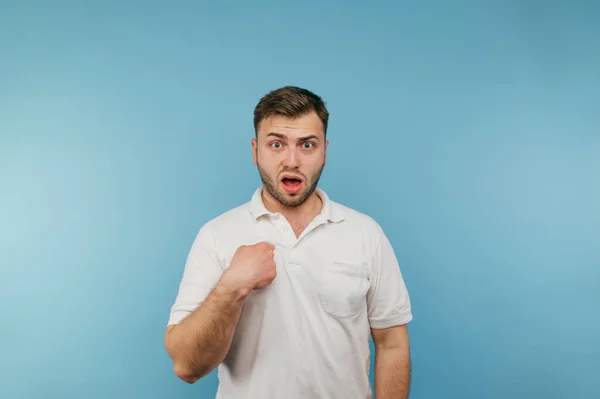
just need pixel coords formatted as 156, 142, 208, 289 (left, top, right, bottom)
374, 346, 411, 399
165, 282, 249, 383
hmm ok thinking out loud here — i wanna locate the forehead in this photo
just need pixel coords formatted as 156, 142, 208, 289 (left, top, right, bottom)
258, 112, 324, 140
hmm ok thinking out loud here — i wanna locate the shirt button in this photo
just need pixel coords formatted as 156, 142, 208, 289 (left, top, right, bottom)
282, 226, 288, 232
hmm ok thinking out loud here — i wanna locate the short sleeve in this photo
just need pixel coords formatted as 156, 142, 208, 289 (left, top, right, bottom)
167, 225, 224, 326
366, 226, 413, 329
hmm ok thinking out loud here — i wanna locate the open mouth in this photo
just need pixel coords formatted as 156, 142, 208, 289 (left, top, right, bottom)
281, 175, 304, 194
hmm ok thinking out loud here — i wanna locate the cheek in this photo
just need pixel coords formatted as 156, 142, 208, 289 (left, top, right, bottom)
257, 152, 280, 168
306, 152, 325, 167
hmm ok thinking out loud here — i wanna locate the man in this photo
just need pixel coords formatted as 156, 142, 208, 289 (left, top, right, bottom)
164, 86, 413, 399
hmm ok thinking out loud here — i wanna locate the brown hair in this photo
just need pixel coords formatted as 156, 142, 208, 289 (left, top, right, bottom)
253, 86, 329, 137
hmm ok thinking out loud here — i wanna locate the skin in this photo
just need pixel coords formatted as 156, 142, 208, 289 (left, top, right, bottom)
372, 325, 412, 399
165, 110, 410, 397
251, 111, 328, 237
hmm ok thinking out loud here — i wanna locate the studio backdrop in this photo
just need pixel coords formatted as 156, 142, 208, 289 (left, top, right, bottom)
1, 1, 598, 398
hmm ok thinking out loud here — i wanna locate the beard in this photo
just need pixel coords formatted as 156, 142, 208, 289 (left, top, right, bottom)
257, 162, 325, 208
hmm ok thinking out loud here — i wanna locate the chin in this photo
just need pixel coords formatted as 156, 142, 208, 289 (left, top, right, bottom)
279, 191, 306, 207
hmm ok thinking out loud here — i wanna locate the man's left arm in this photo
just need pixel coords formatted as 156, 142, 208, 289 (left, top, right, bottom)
366, 224, 414, 398
371, 325, 411, 399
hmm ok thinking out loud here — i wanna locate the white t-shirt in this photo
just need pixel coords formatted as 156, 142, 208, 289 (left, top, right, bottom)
168, 186, 413, 399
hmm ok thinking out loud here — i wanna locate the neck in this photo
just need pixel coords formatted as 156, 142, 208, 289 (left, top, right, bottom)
261, 189, 323, 222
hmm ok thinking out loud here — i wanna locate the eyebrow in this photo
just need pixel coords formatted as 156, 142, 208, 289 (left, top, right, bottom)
266, 132, 320, 141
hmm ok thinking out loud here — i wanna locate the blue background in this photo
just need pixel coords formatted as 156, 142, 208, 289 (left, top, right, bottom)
1, 1, 599, 398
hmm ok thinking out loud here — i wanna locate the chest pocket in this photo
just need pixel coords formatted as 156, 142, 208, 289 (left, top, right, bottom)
318, 260, 370, 318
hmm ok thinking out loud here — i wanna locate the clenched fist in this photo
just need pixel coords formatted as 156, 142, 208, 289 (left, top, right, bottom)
219, 242, 277, 297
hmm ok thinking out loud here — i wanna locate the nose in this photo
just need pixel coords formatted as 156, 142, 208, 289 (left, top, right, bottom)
282, 147, 299, 169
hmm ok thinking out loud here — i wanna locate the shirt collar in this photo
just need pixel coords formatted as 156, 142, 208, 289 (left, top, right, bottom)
248, 186, 345, 223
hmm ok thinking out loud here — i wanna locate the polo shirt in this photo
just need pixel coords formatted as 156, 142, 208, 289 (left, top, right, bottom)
167, 186, 413, 399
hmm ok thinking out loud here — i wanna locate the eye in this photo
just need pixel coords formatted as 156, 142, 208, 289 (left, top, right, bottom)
271, 141, 282, 149
302, 142, 314, 149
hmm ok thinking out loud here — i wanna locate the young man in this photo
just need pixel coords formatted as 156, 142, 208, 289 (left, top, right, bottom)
164, 86, 413, 399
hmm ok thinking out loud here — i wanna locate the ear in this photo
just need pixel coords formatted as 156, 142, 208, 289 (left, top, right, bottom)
252, 137, 258, 165
324, 139, 329, 166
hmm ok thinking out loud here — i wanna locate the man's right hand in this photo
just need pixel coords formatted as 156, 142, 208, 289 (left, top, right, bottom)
219, 242, 277, 297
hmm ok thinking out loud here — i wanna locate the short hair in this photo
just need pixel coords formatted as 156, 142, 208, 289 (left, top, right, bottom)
253, 86, 329, 137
